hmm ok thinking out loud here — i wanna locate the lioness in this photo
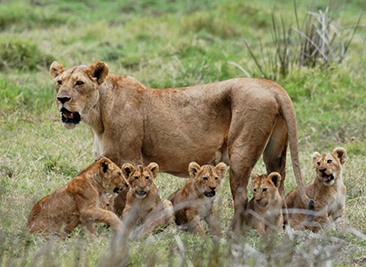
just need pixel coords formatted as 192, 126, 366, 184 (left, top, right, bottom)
286, 147, 347, 232
245, 172, 284, 235
168, 162, 227, 236
50, 61, 313, 231
27, 157, 129, 238
121, 163, 174, 237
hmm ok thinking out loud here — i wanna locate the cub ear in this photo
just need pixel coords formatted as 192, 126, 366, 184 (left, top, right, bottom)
122, 163, 135, 180
188, 162, 201, 179
87, 61, 109, 85
147, 162, 159, 179
94, 155, 107, 162
250, 172, 259, 186
332, 147, 347, 165
50, 61, 64, 78
312, 152, 321, 167
215, 162, 227, 178
99, 158, 111, 174
268, 172, 282, 188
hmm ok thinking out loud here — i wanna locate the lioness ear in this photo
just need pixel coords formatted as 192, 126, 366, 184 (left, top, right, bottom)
268, 172, 281, 188
147, 162, 159, 179
87, 61, 109, 85
50, 61, 64, 78
332, 147, 347, 165
188, 162, 201, 179
312, 152, 321, 167
122, 163, 135, 180
215, 162, 227, 178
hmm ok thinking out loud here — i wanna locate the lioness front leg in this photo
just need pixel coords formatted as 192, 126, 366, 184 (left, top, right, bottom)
186, 209, 206, 236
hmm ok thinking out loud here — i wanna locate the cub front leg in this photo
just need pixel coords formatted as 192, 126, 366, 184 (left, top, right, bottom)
331, 204, 345, 231
81, 207, 122, 233
204, 212, 224, 237
186, 209, 206, 236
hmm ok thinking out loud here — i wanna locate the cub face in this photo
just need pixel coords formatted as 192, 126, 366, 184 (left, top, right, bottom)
188, 162, 227, 198
122, 163, 159, 199
251, 172, 281, 209
312, 147, 347, 186
97, 158, 129, 196
50, 61, 109, 129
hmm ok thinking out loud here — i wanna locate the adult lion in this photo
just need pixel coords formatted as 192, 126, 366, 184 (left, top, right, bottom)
50, 61, 313, 231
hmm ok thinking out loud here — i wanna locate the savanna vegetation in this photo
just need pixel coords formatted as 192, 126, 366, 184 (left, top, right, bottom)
0, 0, 365, 265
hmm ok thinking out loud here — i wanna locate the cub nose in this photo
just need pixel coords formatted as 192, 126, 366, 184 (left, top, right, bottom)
319, 168, 326, 173
57, 96, 71, 104
209, 186, 216, 191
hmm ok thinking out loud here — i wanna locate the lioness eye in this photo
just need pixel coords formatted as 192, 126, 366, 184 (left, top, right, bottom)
76, 81, 84, 86
134, 176, 139, 180
203, 177, 208, 181
263, 188, 267, 192
327, 159, 332, 164
57, 80, 62, 85
145, 176, 149, 180
317, 162, 320, 166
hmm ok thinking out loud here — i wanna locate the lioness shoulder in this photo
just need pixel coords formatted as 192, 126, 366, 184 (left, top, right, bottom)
27, 157, 129, 238
168, 162, 227, 236
245, 172, 284, 235
286, 147, 347, 231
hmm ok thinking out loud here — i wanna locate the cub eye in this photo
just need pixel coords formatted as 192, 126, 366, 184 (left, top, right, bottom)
203, 177, 208, 181
106, 204, 110, 207
215, 177, 218, 180
57, 80, 62, 85
253, 189, 257, 192
118, 172, 122, 176
145, 176, 149, 180
263, 188, 267, 192
134, 176, 139, 180
76, 81, 84, 86
327, 159, 332, 164
317, 162, 320, 166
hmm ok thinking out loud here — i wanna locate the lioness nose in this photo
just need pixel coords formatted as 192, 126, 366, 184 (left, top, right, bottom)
57, 96, 71, 104
319, 168, 326, 173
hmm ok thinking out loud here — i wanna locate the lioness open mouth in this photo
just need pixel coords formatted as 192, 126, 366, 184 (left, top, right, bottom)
322, 173, 334, 183
61, 108, 81, 124
204, 191, 216, 198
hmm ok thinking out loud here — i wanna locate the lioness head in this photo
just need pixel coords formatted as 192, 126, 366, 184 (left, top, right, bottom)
312, 147, 347, 186
188, 162, 227, 198
251, 172, 281, 209
96, 157, 129, 196
122, 162, 159, 199
50, 61, 109, 129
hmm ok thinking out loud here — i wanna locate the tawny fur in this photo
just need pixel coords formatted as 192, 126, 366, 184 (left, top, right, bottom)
99, 193, 115, 213
168, 162, 227, 236
286, 147, 347, 232
122, 163, 174, 237
27, 157, 129, 238
246, 172, 284, 235
50, 61, 313, 231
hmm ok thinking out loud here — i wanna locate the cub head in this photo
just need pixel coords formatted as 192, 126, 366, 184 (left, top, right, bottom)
122, 162, 159, 199
188, 162, 227, 198
100, 193, 115, 212
50, 61, 109, 129
251, 172, 281, 209
95, 157, 129, 196
312, 147, 347, 186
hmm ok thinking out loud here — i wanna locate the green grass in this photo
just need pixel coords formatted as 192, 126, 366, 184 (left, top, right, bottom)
0, 0, 365, 265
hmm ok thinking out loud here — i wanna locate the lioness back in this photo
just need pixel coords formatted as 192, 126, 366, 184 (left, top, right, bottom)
286, 147, 347, 231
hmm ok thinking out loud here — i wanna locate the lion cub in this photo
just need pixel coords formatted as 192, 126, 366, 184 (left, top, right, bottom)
122, 163, 174, 237
286, 147, 347, 232
245, 172, 284, 235
168, 162, 227, 237
27, 157, 129, 238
